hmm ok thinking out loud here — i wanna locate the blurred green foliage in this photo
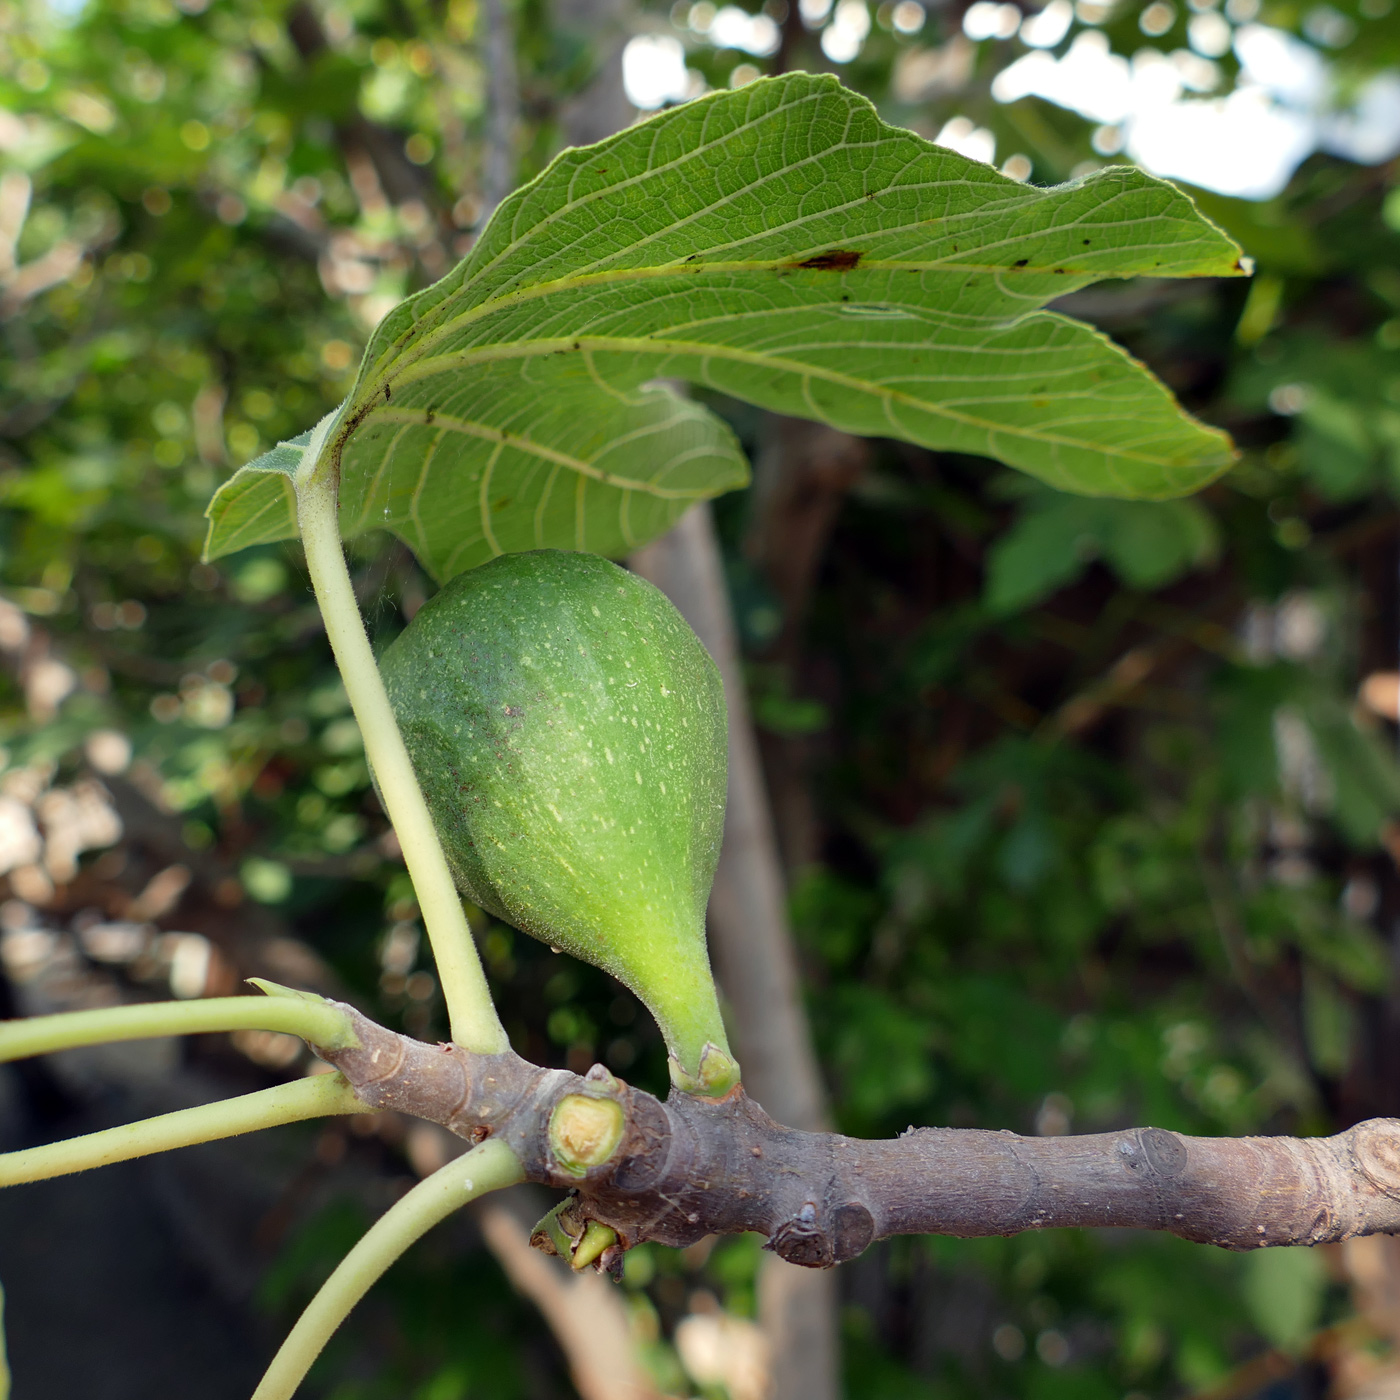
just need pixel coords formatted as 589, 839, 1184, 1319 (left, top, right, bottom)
7, 0, 1400, 1394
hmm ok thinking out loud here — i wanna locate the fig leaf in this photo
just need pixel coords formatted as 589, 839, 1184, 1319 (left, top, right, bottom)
204, 72, 1243, 575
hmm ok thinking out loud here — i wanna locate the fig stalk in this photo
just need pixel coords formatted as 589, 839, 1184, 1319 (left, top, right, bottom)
295, 454, 507, 1054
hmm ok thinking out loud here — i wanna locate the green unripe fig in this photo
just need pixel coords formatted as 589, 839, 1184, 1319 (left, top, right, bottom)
380, 550, 739, 1095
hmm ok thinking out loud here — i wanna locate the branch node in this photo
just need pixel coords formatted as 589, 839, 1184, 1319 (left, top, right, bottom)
1352, 1119, 1400, 1200
771, 1201, 834, 1268
1137, 1127, 1188, 1177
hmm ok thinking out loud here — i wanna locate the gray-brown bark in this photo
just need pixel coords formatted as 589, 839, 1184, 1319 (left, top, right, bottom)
322, 1005, 1400, 1261
479, 0, 521, 220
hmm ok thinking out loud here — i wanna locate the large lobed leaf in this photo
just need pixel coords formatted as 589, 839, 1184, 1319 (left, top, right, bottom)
205, 72, 1245, 579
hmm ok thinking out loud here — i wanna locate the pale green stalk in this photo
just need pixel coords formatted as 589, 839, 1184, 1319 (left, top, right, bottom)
0, 995, 355, 1064
251, 1137, 523, 1400
0, 1072, 369, 1187
295, 455, 507, 1053
0, 1280, 9, 1400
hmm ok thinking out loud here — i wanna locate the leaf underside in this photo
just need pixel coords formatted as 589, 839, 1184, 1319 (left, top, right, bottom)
204, 72, 1245, 580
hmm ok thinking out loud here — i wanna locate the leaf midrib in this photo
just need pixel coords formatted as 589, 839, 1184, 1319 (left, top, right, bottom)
364, 323, 1227, 471
373, 257, 1119, 379
375, 201, 1218, 393
338, 247, 1206, 483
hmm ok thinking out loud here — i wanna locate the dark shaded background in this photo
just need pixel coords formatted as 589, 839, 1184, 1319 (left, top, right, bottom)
7, 0, 1400, 1395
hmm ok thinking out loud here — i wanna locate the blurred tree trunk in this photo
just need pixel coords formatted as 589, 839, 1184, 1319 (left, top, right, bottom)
630, 421, 869, 1400
479, 0, 521, 218
553, 0, 636, 147
491, 1, 849, 1389
481, 1190, 663, 1400
745, 416, 870, 875
632, 505, 839, 1400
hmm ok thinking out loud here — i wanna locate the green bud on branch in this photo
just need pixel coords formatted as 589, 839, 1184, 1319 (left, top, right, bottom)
549, 1093, 625, 1177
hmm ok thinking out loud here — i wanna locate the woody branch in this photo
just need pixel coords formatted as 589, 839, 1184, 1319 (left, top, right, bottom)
324, 1004, 1400, 1263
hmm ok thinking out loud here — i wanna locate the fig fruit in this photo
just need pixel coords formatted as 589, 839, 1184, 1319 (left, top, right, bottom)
380, 550, 738, 1095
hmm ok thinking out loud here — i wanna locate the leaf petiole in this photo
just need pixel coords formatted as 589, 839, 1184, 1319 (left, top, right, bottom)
0, 1072, 370, 1187
251, 1136, 523, 1400
0, 1280, 9, 1400
295, 459, 508, 1054
0, 994, 357, 1063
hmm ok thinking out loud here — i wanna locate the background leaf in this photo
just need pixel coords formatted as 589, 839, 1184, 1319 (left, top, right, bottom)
985, 492, 1220, 613
1241, 1247, 1328, 1352
205, 72, 1242, 578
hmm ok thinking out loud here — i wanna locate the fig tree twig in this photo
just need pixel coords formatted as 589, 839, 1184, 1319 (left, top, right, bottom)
0, 1072, 370, 1186
321, 1005, 1400, 1258
12, 995, 1400, 1400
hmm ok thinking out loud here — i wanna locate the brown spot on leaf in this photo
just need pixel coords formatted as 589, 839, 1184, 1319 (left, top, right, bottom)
789, 249, 863, 272
1013, 258, 1029, 268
